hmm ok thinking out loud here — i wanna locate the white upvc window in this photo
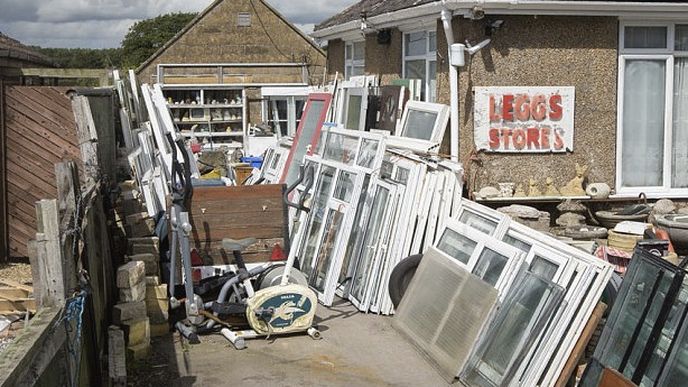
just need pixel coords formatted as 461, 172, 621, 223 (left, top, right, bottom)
403, 30, 437, 102
344, 41, 365, 80
617, 21, 688, 196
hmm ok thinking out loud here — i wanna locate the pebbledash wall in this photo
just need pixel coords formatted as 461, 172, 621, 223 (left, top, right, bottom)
326, 15, 618, 193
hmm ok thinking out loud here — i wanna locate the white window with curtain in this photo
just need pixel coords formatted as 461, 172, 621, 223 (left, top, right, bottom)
403, 30, 437, 102
345, 41, 365, 80
617, 22, 688, 196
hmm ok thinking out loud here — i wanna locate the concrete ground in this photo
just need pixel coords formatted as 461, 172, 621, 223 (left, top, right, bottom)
138, 299, 450, 387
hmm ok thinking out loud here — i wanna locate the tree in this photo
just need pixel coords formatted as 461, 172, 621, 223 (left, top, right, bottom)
34, 47, 123, 68
120, 12, 197, 69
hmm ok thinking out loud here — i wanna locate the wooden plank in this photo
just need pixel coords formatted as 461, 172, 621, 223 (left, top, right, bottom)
34, 200, 66, 306
554, 302, 607, 387
0, 80, 6, 262
0, 287, 29, 299
5, 109, 80, 158
0, 278, 33, 293
0, 299, 36, 314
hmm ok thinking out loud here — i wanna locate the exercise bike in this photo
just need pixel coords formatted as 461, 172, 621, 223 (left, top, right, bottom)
166, 133, 320, 348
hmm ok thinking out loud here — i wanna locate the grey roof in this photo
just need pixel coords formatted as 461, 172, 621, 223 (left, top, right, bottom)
314, 0, 688, 32
0, 32, 56, 67
315, 0, 435, 31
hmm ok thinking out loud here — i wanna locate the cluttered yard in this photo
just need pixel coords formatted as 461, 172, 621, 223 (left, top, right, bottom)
3, 1, 688, 387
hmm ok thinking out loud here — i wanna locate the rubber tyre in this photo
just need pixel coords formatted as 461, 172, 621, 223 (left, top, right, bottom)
389, 254, 423, 309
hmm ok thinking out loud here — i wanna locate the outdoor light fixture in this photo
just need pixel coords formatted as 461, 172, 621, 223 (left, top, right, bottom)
470, 5, 485, 20
449, 39, 491, 67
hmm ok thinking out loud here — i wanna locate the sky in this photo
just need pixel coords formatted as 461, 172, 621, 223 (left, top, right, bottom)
0, 0, 357, 48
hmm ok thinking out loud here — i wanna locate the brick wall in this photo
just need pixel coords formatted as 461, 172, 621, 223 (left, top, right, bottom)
137, 0, 325, 84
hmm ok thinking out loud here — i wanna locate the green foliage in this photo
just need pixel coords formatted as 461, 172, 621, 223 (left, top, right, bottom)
29, 12, 196, 70
34, 47, 123, 69
120, 12, 197, 68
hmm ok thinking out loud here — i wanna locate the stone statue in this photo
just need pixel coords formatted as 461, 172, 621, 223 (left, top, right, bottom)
560, 163, 588, 196
528, 178, 542, 197
545, 177, 560, 196
514, 184, 526, 197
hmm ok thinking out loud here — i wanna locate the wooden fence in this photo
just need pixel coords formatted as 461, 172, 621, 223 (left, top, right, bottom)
1, 86, 82, 259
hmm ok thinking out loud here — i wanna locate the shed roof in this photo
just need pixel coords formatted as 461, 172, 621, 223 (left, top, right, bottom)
0, 33, 56, 67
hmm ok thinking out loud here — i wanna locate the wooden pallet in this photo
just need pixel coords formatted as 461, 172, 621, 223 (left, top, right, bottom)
0, 279, 35, 314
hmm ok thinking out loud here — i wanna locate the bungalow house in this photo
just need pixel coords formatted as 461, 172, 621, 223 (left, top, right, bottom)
312, 1, 688, 200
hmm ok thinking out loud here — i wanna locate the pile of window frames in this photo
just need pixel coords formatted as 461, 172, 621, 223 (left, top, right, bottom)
283, 127, 463, 308
581, 248, 688, 387
396, 200, 614, 385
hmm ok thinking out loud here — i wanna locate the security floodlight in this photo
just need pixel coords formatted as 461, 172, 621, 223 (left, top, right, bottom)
466, 38, 491, 55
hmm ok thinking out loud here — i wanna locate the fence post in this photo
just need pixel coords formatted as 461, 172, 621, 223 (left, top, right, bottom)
32, 199, 66, 307
71, 95, 99, 184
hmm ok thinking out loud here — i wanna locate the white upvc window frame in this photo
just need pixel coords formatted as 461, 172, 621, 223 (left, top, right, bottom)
402, 29, 437, 102
616, 20, 688, 197
344, 40, 365, 80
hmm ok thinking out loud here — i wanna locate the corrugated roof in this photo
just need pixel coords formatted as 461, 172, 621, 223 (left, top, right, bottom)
0, 32, 56, 67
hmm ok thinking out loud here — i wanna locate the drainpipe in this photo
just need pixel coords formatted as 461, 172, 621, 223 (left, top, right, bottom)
441, 7, 459, 162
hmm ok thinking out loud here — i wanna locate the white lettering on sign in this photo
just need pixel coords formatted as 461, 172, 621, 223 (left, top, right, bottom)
474, 86, 575, 153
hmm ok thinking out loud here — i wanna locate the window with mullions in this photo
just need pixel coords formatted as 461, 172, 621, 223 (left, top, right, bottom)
262, 96, 306, 136
403, 30, 437, 102
345, 41, 365, 80
618, 23, 688, 195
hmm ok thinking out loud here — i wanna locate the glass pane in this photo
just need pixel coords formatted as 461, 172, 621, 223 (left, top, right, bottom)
429, 31, 437, 52
298, 166, 335, 277
677, 25, 688, 51
624, 273, 674, 379
602, 260, 665, 370
352, 65, 365, 77
621, 59, 666, 187
473, 248, 509, 286
529, 256, 559, 281
673, 58, 688, 188
353, 41, 365, 61
503, 234, 532, 253
270, 152, 281, 170
660, 280, 688, 385
339, 176, 370, 285
295, 98, 306, 120
323, 132, 357, 165
459, 210, 498, 235
465, 271, 564, 387
346, 95, 363, 130
345, 43, 352, 60
351, 187, 391, 301
402, 109, 439, 140
311, 209, 344, 292
405, 31, 427, 56
286, 100, 325, 186
380, 160, 393, 179
357, 139, 378, 169
333, 171, 355, 202
436, 229, 477, 265
624, 26, 667, 49
395, 167, 410, 184
405, 59, 426, 82
428, 60, 437, 103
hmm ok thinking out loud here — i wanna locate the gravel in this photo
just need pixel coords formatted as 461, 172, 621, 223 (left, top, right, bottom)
0, 262, 33, 286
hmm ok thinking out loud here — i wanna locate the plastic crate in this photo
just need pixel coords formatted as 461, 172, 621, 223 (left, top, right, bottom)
240, 156, 263, 169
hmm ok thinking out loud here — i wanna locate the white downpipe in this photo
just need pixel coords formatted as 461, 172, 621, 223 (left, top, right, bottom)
441, 8, 459, 162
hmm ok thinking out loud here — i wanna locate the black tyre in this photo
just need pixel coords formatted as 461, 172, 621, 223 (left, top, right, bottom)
389, 254, 423, 309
